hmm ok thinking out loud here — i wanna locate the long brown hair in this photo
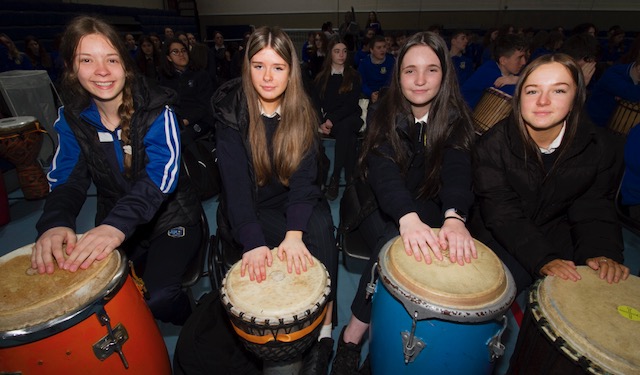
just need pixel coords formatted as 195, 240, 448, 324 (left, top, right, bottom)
359, 31, 474, 199
314, 37, 360, 98
242, 26, 318, 186
59, 15, 136, 176
512, 53, 586, 169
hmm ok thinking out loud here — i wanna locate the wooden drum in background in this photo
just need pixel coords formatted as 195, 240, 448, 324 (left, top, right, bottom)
0, 242, 172, 374
221, 248, 331, 363
0, 116, 49, 200
607, 99, 640, 136
472, 87, 513, 135
509, 266, 640, 374
370, 232, 516, 374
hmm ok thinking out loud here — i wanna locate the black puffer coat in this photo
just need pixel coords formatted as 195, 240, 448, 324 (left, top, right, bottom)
471, 116, 623, 277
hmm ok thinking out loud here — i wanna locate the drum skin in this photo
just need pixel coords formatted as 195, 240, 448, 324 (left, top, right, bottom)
370, 234, 515, 375
509, 267, 640, 375
0, 244, 171, 374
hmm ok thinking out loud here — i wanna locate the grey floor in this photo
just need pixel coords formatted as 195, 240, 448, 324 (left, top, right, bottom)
2, 140, 639, 374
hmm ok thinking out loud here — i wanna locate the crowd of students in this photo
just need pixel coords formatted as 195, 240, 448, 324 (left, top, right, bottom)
1, 12, 638, 375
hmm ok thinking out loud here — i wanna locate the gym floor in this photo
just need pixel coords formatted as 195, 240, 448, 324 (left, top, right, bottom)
2, 140, 639, 374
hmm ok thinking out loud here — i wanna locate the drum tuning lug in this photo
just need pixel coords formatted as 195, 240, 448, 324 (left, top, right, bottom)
401, 312, 426, 364
365, 261, 378, 299
487, 315, 508, 361
94, 308, 130, 369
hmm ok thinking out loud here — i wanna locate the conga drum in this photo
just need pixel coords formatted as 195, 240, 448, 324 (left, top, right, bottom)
607, 99, 640, 136
509, 266, 640, 374
472, 87, 513, 135
0, 116, 49, 200
370, 232, 516, 374
220, 248, 331, 363
0, 241, 172, 374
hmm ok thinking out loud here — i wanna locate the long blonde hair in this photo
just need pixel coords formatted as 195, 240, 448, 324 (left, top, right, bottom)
242, 26, 318, 186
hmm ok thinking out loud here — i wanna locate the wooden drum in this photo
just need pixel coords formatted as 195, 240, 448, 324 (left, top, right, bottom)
221, 248, 331, 362
509, 266, 640, 374
607, 99, 640, 136
472, 87, 513, 135
0, 242, 172, 374
0, 116, 48, 200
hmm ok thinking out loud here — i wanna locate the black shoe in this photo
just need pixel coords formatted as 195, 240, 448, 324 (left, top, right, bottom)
302, 337, 335, 375
325, 176, 340, 201
330, 327, 362, 375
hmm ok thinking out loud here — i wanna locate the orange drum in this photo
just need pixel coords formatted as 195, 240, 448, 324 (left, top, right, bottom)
0, 116, 48, 200
607, 100, 640, 136
0, 242, 171, 374
472, 87, 513, 135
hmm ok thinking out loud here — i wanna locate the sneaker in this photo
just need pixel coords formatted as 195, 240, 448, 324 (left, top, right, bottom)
330, 327, 362, 375
325, 176, 340, 201
302, 337, 335, 375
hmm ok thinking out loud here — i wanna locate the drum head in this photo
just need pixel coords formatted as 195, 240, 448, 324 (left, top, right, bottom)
379, 232, 512, 311
0, 240, 120, 332
535, 266, 640, 374
0, 116, 38, 135
222, 248, 330, 324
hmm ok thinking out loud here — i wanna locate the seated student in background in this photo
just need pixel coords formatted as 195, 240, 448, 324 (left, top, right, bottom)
471, 53, 630, 295
586, 50, 640, 127
352, 36, 370, 68
332, 31, 477, 375
358, 35, 395, 104
135, 35, 162, 81
461, 33, 528, 109
449, 29, 474, 86
0, 33, 33, 71
313, 38, 363, 201
159, 38, 215, 140
32, 15, 203, 326
560, 33, 598, 87
213, 26, 338, 374
621, 124, 640, 220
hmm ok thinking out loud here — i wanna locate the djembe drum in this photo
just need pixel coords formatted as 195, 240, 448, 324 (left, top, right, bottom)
369, 232, 516, 374
472, 87, 513, 135
0, 241, 172, 374
607, 99, 640, 136
220, 248, 331, 370
509, 266, 640, 374
0, 116, 49, 200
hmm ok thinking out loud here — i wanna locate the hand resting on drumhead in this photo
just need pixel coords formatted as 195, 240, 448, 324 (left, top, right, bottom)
32, 225, 124, 274
440, 216, 478, 265
240, 230, 315, 282
540, 258, 630, 284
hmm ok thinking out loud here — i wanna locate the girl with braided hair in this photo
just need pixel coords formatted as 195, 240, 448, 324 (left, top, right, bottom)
32, 15, 203, 325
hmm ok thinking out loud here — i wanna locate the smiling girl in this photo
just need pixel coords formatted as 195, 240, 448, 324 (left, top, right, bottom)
32, 16, 203, 325
332, 31, 477, 374
471, 53, 630, 294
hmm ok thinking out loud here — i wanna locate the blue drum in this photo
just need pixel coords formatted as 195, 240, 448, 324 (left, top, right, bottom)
370, 233, 516, 374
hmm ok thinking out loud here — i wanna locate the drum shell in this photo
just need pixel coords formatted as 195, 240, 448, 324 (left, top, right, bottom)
370, 280, 503, 375
472, 88, 513, 135
607, 100, 640, 136
0, 275, 171, 374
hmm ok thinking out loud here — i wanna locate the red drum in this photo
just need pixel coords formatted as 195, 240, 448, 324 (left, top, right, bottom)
0, 116, 48, 200
509, 266, 640, 374
607, 99, 640, 136
472, 87, 513, 135
0, 242, 172, 374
